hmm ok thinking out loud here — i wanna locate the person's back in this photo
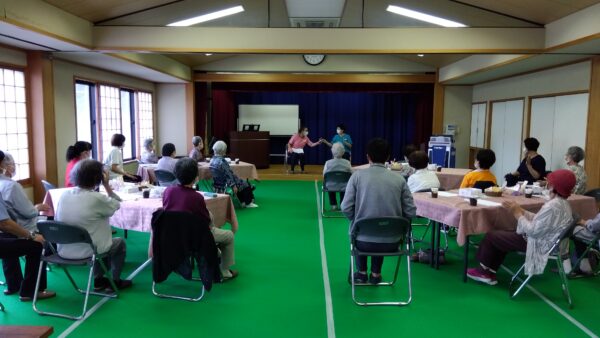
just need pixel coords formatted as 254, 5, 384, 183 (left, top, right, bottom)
56, 187, 119, 259
323, 158, 352, 190
460, 149, 497, 188
163, 185, 210, 223
156, 156, 177, 173
406, 150, 440, 193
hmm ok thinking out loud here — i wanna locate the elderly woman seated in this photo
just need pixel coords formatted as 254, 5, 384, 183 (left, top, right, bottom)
323, 142, 352, 211
163, 158, 237, 280
55, 159, 132, 291
467, 170, 576, 285
565, 146, 587, 195
140, 138, 158, 164
0, 150, 55, 301
570, 213, 600, 277
156, 143, 178, 174
407, 151, 440, 193
189, 136, 204, 162
210, 141, 257, 208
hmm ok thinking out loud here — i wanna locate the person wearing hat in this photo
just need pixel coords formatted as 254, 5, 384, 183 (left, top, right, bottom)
467, 169, 576, 286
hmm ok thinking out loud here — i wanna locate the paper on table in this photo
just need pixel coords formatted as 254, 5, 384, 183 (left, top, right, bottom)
115, 192, 141, 202
438, 191, 458, 197
463, 198, 502, 207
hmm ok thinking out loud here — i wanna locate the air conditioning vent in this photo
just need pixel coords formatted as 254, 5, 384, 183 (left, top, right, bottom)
289, 17, 340, 28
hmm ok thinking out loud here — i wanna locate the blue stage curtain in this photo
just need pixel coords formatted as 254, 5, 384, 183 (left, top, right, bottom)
231, 91, 430, 165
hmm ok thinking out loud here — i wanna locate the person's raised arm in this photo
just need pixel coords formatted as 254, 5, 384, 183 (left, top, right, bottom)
320, 138, 332, 147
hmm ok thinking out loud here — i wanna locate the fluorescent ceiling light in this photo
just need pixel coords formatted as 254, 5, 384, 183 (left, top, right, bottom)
417, 54, 424, 57
167, 5, 244, 27
386, 5, 466, 28
205, 53, 213, 56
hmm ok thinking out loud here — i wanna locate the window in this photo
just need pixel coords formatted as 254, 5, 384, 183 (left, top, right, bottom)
0, 67, 30, 181
137, 92, 154, 149
74, 80, 153, 162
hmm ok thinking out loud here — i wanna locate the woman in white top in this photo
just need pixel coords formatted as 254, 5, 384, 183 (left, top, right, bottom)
156, 143, 178, 174
467, 170, 576, 286
323, 142, 352, 210
407, 151, 440, 193
104, 133, 140, 182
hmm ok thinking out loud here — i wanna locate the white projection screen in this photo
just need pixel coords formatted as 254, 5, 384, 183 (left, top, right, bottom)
238, 104, 299, 136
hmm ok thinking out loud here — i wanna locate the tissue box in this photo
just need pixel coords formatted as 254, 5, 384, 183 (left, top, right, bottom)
459, 188, 483, 198
120, 185, 140, 194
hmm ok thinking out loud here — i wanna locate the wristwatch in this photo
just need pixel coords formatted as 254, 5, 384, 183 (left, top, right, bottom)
28, 230, 36, 240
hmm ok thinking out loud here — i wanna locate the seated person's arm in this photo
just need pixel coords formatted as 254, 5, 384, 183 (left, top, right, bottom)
340, 177, 356, 220
516, 204, 553, 238
401, 184, 417, 219
0, 218, 44, 243
585, 213, 600, 233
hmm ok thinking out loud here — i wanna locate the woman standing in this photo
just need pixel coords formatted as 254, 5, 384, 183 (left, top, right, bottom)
103, 133, 140, 182
65, 141, 92, 187
321, 123, 352, 161
287, 126, 322, 174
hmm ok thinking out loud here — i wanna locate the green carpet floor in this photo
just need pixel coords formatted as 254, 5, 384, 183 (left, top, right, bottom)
1, 180, 599, 337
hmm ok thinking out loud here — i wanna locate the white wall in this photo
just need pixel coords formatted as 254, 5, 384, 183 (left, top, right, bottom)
443, 86, 473, 168
53, 59, 155, 186
156, 84, 188, 156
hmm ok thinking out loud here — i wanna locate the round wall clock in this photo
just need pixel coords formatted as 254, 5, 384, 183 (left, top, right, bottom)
303, 54, 326, 66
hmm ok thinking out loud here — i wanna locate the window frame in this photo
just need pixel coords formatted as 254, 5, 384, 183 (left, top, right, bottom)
0, 63, 33, 186
73, 77, 155, 163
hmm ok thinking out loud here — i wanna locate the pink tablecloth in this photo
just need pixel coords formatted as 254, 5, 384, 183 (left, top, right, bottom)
351, 164, 471, 191
413, 190, 598, 246
43, 189, 239, 233
137, 161, 259, 184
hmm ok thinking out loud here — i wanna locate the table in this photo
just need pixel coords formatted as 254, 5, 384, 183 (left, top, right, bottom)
412, 190, 598, 279
352, 164, 471, 190
137, 161, 259, 184
43, 188, 239, 233
0, 326, 53, 338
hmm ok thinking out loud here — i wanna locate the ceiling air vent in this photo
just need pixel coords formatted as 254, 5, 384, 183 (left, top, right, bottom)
289, 18, 341, 28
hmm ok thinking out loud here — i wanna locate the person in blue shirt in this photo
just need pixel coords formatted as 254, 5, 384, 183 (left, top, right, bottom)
321, 124, 353, 161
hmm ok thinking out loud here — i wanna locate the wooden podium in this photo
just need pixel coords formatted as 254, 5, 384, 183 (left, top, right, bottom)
229, 131, 270, 169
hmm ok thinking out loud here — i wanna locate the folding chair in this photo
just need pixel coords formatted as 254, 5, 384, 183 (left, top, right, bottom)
151, 211, 217, 302
154, 169, 178, 187
321, 171, 352, 218
0, 300, 4, 311
350, 217, 412, 306
571, 230, 600, 275
33, 221, 118, 320
509, 223, 576, 308
473, 180, 496, 192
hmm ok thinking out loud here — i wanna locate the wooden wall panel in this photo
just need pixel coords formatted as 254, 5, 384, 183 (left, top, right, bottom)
586, 57, 600, 189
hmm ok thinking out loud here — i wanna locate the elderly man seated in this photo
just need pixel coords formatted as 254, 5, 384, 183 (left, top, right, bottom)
55, 159, 132, 291
323, 142, 352, 210
210, 141, 257, 208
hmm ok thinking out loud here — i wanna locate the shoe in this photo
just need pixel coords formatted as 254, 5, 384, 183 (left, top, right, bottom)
245, 203, 259, 208
300, 170, 305, 174
568, 269, 594, 279
222, 270, 239, 280
369, 274, 382, 285
19, 290, 56, 302
94, 277, 111, 291
3, 289, 18, 296
466, 267, 498, 285
353, 272, 368, 283
111, 229, 117, 234
331, 205, 339, 211
110, 279, 133, 290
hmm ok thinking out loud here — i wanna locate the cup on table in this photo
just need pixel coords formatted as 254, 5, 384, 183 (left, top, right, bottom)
431, 187, 439, 198
469, 198, 478, 206
142, 190, 150, 199
205, 157, 211, 163
525, 188, 533, 198
436, 166, 442, 172
235, 158, 240, 164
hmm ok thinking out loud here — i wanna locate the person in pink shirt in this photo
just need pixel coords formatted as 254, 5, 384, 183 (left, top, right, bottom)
287, 126, 322, 174
65, 141, 92, 187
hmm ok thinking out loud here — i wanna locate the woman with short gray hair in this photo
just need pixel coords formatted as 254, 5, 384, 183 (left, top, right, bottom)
210, 141, 257, 208
189, 136, 204, 162
323, 142, 352, 210
565, 146, 587, 194
140, 138, 158, 164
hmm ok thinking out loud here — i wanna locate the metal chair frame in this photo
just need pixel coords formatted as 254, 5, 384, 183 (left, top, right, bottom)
321, 171, 352, 218
571, 230, 600, 275
151, 258, 205, 302
349, 217, 412, 306
33, 221, 118, 320
509, 223, 576, 308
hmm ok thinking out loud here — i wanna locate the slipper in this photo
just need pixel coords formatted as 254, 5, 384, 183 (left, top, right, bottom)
223, 270, 239, 280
